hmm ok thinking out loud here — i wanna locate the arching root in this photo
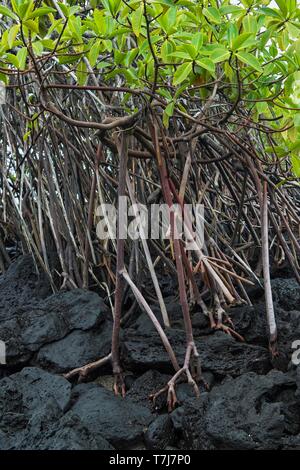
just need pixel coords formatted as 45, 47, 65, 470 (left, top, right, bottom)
150, 342, 208, 412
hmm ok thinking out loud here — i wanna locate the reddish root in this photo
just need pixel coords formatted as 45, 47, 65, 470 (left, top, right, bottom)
215, 323, 245, 342
269, 339, 279, 358
113, 371, 126, 397
208, 294, 245, 342
150, 342, 208, 412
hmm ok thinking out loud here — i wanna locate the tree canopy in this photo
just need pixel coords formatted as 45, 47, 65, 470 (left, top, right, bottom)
0, 0, 299, 175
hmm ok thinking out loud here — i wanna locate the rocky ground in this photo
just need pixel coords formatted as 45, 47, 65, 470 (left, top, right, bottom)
1, 255, 300, 450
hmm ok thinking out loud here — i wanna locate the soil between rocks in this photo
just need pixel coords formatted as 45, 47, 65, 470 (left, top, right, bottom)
0, 255, 300, 450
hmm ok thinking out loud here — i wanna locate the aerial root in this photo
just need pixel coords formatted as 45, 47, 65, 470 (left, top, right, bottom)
150, 342, 208, 412
63, 353, 127, 397
215, 322, 245, 342
113, 365, 126, 397
63, 353, 112, 383
269, 339, 279, 358
209, 293, 245, 342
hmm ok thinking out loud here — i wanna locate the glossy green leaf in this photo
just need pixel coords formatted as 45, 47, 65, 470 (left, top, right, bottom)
88, 40, 100, 67
231, 33, 255, 51
8, 24, 20, 49
196, 58, 215, 74
27, 7, 56, 19
16, 47, 27, 70
203, 7, 221, 24
131, 6, 143, 37
210, 48, 230, 63
0, 5, 18, 21
173, 61, 193, 85
235, 51, 263, 72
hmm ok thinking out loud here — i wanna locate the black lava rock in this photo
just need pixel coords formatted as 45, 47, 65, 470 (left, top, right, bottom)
205, 370, 300, 449
34, 321, 112, 373
0, 288, 110, 369
271, 278, 300, 311
65, 383, 153, 449
0, 255, 51, 322
0, 367, 71, 449
145, 415, 176, 450
123, 329, 271, 378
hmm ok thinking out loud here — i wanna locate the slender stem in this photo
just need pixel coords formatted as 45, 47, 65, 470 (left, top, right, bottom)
111, 132, 129, 375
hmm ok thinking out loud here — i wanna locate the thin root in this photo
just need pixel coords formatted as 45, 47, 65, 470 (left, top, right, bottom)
63, 353, 112, 382
215, 323, 245, 342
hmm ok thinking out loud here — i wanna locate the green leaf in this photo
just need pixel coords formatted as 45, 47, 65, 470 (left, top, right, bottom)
24, 19, 39, 34
157, 7, 177, 34
161, 40, 174, 63
0, 5, 19, 21
32, 41, 43, 56
291, 155, 300, 177
231, 33, 255, 51
19, 0, 34, 20
27, 7, 56, 19
57, 2, 70, 18
0, 73, 8, 85
165, 101, 175, 117
76, 60, 87, 85
173, 61, 192, 86
96, 60, 111, 69
107, 0, 121, 16
125, 48, 138, 67
258, 7, 283, 19
227, 23, 238, 48
168, 51, 192, 60
6, 53, 19, 68
58, 54, 81, 65
17, 47, 27, 70
220, 5, 243, 15
294, 114, 300, 131
152, 0, 174, 6
210, 48, 230, 63
203, 7, 221, 24
8, 24, 20, 49
11, 0, 20, 15
94, 9, 106, 34
235, 51, 263, 73
88, 40, 100, 67
41, 38, 55, 49
68, 15, 82, 41
243, 16, 258, 34
274, 0, 288, 17
131, 6, 143, 37
191, 32, 203, 52
182, 44, 197, 60
163, 101, 174, 128
23, 130, 31, 142
69, 6, 81, 16
286, 21, 300, 39
196, 58, 215, 74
